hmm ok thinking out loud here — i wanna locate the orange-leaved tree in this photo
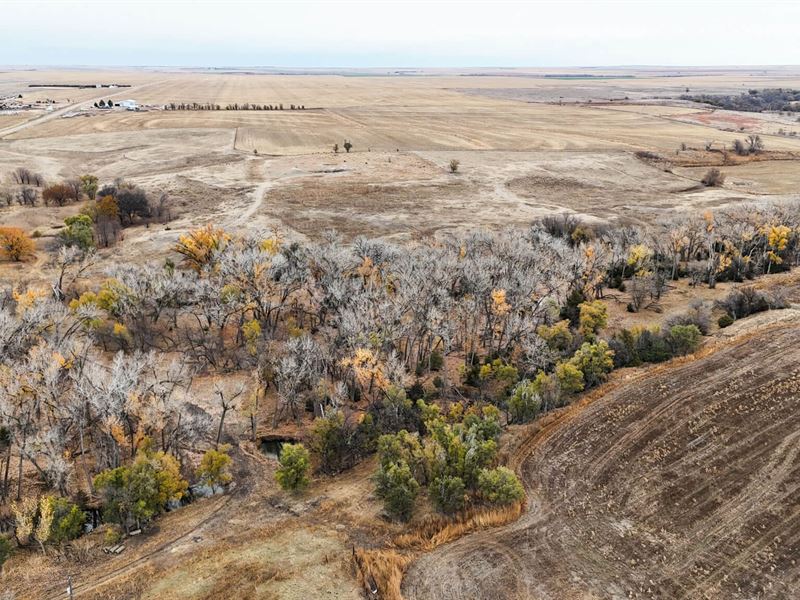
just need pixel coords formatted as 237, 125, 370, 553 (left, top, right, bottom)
42, 183, 74, 207
0, 227, 35, 262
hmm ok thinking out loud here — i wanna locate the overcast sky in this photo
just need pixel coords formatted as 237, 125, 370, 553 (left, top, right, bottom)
3, 0, 799, 68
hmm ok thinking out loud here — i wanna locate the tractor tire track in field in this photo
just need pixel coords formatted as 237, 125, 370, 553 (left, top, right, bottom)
404, 322, 800, 600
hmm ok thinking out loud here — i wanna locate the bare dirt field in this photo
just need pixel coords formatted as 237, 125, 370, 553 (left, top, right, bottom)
403, 320, 800, 600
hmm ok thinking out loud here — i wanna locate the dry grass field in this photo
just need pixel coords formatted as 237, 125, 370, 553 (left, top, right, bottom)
1, 67, 799, 259
2, 66, 800, 251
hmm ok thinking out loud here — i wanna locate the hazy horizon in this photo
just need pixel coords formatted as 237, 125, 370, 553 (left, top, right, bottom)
3, 64, 800, 71
3, 0, 798, 69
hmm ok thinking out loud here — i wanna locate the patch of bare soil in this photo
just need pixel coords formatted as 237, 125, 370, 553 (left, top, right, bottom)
403, 322, 800, 600
157, 174, 251, 221
253, 151, 559, 240
265, 178, 476, 240
506, 174, 599, 192
142, 526, 360, 600
684, 110, 761, 130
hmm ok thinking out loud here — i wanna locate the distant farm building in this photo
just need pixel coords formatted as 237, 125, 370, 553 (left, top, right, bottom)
119, 99, 139, 110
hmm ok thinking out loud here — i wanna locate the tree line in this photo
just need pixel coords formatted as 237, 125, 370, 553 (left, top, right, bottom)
682, 88, 800, 112
163, 102, 307, 111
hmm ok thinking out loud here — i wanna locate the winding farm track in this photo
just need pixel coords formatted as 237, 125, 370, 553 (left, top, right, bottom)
404, 323, 800, 600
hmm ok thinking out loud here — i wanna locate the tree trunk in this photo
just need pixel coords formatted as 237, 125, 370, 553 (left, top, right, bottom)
2, 446, 11, 498
16, 451, 23, 500
79, 422, 93, 494
215, 406, 229, 449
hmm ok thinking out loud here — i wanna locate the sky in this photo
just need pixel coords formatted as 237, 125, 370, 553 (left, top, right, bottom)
2, 0, 799, 68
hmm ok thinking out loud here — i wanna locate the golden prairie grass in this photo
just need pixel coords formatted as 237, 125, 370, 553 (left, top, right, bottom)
394, 501, 525, 551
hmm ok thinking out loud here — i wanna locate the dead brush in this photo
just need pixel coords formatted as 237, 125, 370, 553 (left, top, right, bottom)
354, 548, 410, 600
354, 501, 525, 599
395, 501, 525, 551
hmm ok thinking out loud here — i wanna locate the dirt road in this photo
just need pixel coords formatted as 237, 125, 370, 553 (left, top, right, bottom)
404, 322, 800, 600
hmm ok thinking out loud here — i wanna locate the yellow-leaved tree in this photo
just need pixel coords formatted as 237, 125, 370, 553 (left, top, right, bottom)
626, 244, 652, 277
175, 225, 230, 271
11, 497, 37, 546
578, 300, 608, 340
766, 224, 791, 273
34, 496, 55, 553
341, 348, 388, 401
196, 444, 233, 490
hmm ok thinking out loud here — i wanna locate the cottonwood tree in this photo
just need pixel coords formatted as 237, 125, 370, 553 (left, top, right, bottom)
175, 225, 230, 271
42, 183, 74, 207
182, 277, 249, 369
96, 195, 122, 247
0, 228, 35, 262
12, 168, 43, 186
16, 187, 37, 206
116, 187, 150, 225
217, 235, 307, 333
196, 445, 233, 489
747, 134, 764, 154
137, 356, 200, 455
51, 245, 97, 301
275, 443, 310, 492
272, 335, 324, 425
0, 336, 88, 497
76, 350, 151, 469
80, 174, 99, 199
